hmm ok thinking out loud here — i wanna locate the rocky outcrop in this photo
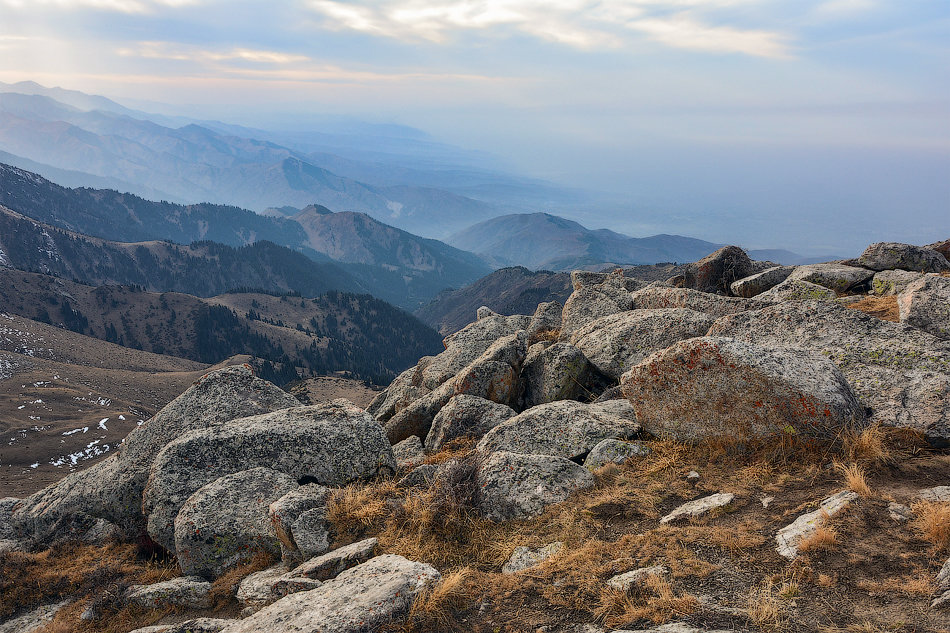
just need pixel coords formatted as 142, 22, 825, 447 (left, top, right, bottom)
629, 286, 768, 318
786, 263, 873, 293
422, 313, 531, 389
852, 242, 950, 273
477, 451, 595, 521
729, 266, 795, 298
144, 402, 395, 552
285, 538, 379, 581
570, 308, 716, 380
898, 275, 950, 340
175, 467, 297, 578
560, 270, 640, 338
425, 395, 516, 452
709, 301, 950, 446
392, 436, 426, 470
11, 365, 298, 545
526, 301, 563, 341
126, 577, 213, 609
871, 269, 923, 296
502, 542, 563, 573
520, 342, 606, 407
268, 484, 330, 564
477, 400, 640, 460
756, 278, 838, 302
219, 555, 440, 633
583, 439, 651, 470
620, 337, 866, 444
678, 246, 754, 294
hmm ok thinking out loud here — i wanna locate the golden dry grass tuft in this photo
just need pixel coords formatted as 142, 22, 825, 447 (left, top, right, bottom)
594, 573, 697, 628
746, 581, 783, 629
845, 424, 892, 465
912, 500, 950, 552
847, 296, 900, 322
403, 567, 481, 632
797, 510, 839, 553
530, 328, 561, 343
835, 462, 872, 497
326, 479, 400, 545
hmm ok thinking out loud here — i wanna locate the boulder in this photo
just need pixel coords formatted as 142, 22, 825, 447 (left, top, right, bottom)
898, 275, 950, 339
852, 242, 950, 273
174, 467, 296, 578
570, 309, 716, 380
0, 601, 70, 633
126, 577, 213, 609
520, 342, 606, 407
392, 436, 426, 470
477, 400, 640, 460
382, 381, 456, 447
583, 439, 651, 470
756, 278, 838, 302
561, 271, 639, 338
269, 484, 330, 564
237, 565, 288, 611
502, 542, 563, 573
679, 246, 754, 294
527, 301, 563, 342
607, 565, 671, 592
477, 451, 595, 521
870, 269, 924, 296
365, 358, 433, 423
659, 493, 735, 524
709, 300, 950, 446
285, 538, 379, 581
11, 365, 298, 544
775, 491, 858, 559
919, 486, 950, 502
425, 395, 516, 452
786, 263, 874, 293
144, 401, 395, 553
162, 620, 234, 633
620, 336, 866, 444
218, 555, 440, 633
629, 285, 768, 318
926, 239, 950, 262
396, 464, 439, 489
729, 266, 795, 298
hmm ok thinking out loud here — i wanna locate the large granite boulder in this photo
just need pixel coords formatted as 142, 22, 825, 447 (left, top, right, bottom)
786, 263, 874, 293
144, 401, 395, 552
709, 301, 950, 446
679, 246, 754, 294
898, 275, 950, 340
269, 484, 331, 564
870, 270, 924, 296
174, 467, 296, 578
526, 301, 563, 341
126, 576, 213, 609
365, 358, 433, 423
926, 239, 950, 262
425, 395, 516, 452
756, 278, 838, 303
620, 336, 866, 444
11, 365, 298, 545
570, 308, 716, 380
560, 270, 642, 338
852, 242, 950, 273
729, 266, 795, 298
477, 451, 595, 521
477, 399, 640, 460
629, 285, 768, 318
218, 555, 440, 633
519, 342, 606, 407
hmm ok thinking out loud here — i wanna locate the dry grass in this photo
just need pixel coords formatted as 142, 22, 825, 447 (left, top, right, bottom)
847, 296, 899, 322
326, 479, 400, 545
594, 573, 697, 628
912, 500, 950, 552
835, 462, 872, 497
530, 328, 561, 343
797, 511, 839, 553
422, 437, 476, 465
402, 567, 481, 632
746, 581, 783, 628
857, 572, 933, 596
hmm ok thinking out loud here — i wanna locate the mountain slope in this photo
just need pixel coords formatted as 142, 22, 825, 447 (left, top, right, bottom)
447, 212, 726, 270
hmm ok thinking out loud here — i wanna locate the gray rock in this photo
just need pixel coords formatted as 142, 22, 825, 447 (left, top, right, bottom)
0, 601, 70, 633
477, 400, 640, 460
583, 439, 651, 470
520, 342, 605, 407
679, 246, 754, 295
236, 565, 288, 611
775, 491, 858, 559
919, 486, 950, 502
852, 242, 950, 273
125, 627, 170, 633
527, 301, 564, 342
175, 467, 297, 578
365, 358, 433, 423
502, 542, 563, 573
126, 576, 212, 609
11, 365, 298, 545
145, 401, 395, 552
570, 309, 716, 380
709, 300, 950, 446
270, 576, 324, 598
937, 558, 950, 592
620, 336, 866, 444
396, 464, 439, 488
382, 380, 456, 447
729, 266, 795, 298
660, 493, 735, 524
477, 451, 595, 521
629, 285, 768, 318
933, 590, 950, 609
927, 239, 950, 262
0, 497, 17, 541
898, 275, 950, 339
871, 269, 924, 296
787, 263, 874, 293
561, 271, 638, 338
163, 619, 235, 633
269, 484, 330, 564
219, 554, 440, 633
607, 565, 670, 592
887, 502, 912, 522
613, 624, 733, 633
425, 395, 516, 452
756, 278, 839, 302
286, 538, 379, 581
392, 436, 426, 470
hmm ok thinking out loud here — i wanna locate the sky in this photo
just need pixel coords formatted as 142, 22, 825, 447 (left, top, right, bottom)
0, 0, 948, 253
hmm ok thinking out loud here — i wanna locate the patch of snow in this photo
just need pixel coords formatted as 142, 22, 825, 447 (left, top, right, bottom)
98, 418, 109, 430
49, 440, 111, 468
30, 463, 39, 469
62, 427, 89, 436
0, 246, 8, 267
118, 414, 126, 421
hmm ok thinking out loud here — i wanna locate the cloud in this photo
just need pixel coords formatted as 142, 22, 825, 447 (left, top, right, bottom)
0, 0, 197, 13
119, 42, 311, 64
304, 0, 792, 57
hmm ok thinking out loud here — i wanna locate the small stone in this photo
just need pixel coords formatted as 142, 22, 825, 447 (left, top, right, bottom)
686, 471, 700, 485
660, 493, 735, 524
502, 542, 563, 574
125, 577, 212, 609
775, 491, 858, 560
584, 439, 651, 470
760, 496, 774, 509
607, 565, 670, 592
887, 502, 912, 522
919, 486, 950, 502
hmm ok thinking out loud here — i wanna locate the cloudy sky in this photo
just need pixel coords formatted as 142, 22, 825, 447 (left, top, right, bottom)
0, 0, 947, 252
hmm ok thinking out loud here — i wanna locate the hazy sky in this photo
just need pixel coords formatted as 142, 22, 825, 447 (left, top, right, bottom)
0, 0, 947, 253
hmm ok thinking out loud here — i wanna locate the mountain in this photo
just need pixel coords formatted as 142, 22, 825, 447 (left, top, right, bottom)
0, 163, 492, 309
447, 212, 727, 270
415, 267, 573, 334
0, 268, 443, 385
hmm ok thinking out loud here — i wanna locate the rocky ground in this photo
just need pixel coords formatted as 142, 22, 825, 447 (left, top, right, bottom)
1, 240, 949, 633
